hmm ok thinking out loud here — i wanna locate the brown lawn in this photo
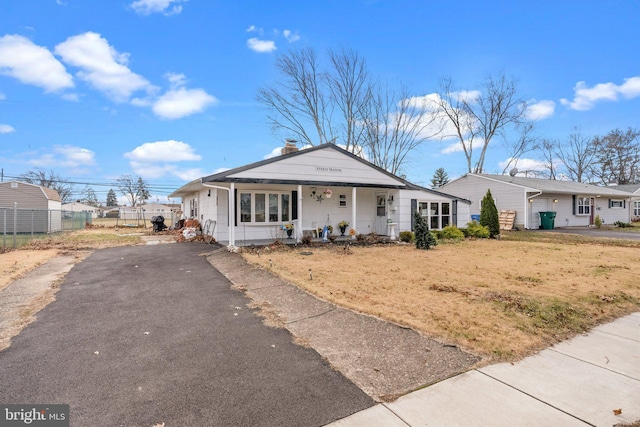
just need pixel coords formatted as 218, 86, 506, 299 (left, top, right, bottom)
242, 234, 640, 361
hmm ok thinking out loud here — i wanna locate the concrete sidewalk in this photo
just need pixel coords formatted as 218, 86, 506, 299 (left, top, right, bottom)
329, 312, 640, 427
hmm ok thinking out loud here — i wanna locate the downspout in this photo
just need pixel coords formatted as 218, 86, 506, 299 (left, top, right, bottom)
202, 183, 236, 251
525, 191, 543, 229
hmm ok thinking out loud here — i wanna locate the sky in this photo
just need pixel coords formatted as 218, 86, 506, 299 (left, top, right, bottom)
1, 0, 639, 204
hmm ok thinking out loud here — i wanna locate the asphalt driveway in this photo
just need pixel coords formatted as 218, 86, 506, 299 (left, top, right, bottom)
0, 243, 373, 426
541, 226, 640, 240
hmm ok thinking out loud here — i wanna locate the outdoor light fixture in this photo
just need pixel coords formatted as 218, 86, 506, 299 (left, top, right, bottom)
528, 199, 533, 203
208, 190, 211, 197
553, 199, 558, 203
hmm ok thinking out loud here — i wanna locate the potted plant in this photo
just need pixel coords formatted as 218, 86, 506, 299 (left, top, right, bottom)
338, 220, 349, 236
323, 189, 333, 199
282, 223, 294, 238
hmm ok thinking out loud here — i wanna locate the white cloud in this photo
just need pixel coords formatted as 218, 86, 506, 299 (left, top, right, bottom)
283, 30, 300, 43
560, 76, 640, 111
130, 0, 186, 15
62, 93, 79, 102
125, 140, 203, 180
246, 25, 258, 33
55, 32, 153, 102
0, 34, 74, 92
498, 157, 546, 172
441, 138, 484, 154
0, 124, 15, 134
152, 87, 217, 119
247, 37, 276, 53
524, 99, 555, 120
29, 145, 96, 170
0, 92, 5, 100
125, 140, 202, 162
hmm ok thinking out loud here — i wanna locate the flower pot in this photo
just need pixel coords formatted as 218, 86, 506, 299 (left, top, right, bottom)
286, 229, 293, 238
339, 226, 347, 236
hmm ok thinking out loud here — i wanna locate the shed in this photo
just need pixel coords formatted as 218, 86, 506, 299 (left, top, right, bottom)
0, 181, 63, 233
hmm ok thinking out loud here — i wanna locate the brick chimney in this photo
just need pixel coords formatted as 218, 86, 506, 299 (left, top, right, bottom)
281, 139, 299, 155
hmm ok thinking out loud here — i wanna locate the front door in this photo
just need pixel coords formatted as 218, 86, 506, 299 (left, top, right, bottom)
374, 193, 387, 235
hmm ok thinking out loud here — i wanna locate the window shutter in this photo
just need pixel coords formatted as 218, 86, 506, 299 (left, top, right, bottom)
624, 200, 626, 209
291, 191, 298, 220
452, 200, 458, 226
608, 199, 612, 208
234, 188, 238, 227
411, 199, 417, 231
572, 195, 576, 215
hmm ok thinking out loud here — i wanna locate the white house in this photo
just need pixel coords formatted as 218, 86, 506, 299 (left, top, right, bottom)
439, 174, 635, 229
62, 202, 103, 219
169, 143, 470, 247
613, 184, 640, 221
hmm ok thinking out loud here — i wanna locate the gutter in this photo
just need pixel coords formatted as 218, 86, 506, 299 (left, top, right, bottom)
201, 183, 236, 251
525, 191, 543, 229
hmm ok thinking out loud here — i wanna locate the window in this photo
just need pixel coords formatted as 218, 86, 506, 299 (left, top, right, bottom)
239, 191, 291, 224
577, 197, 591, 215
339, 194, 347, 208
418, 201, 451, 229
610, 199, 624, 209
633, 201, 640, 217
376, 195, 386, 217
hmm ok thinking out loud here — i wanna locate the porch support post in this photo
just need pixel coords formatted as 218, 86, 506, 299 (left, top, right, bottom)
351, 186, 357, 235
229, 182, 235, 247
297, 184, 302, 242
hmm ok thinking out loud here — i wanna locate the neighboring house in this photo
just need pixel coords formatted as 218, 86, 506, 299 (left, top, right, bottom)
140, 203, 175, 220
62, 202, 103, 219
0, 180, 63, 233
439, 174, 635, 229
613, 184, 640, 221
169, 143, 470, 247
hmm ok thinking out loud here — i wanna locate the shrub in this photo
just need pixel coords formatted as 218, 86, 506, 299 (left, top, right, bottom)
414, 211, 436, 250
594, 215, 602, 229
399, 231, 414, 242
440, 224, 465, 240
466, 221, 490, 238
480, 189, 500, 238
614, 220, 632, 228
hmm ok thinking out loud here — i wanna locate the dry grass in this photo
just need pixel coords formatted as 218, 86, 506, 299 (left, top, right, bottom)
243, 236, 640, 361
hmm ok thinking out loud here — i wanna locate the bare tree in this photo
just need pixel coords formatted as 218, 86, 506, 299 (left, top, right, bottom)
362, 85, 442, 175
538, 139, 560, 180
81, 185, 99, 206
257, 47, 440, 174
591, 127, 640, 185
435, 73, 528, 173
117, 175, 150, 207
555, 129, 597, 182
257, 47, 333, 147
327, 48, 371, 152
19, 168, 74, 202
500, 122, 539, 174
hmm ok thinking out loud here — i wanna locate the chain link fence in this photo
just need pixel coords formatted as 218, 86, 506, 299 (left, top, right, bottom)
0, 208, 91, 249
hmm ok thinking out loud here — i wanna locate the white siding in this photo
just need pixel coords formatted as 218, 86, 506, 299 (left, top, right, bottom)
440, 176, 527, 228
229, 148, 405, 187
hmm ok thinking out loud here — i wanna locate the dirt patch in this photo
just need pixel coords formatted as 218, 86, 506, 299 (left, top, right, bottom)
0, 252, 90, 351
242, 238, 640, 361
0, 249, 59, 292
